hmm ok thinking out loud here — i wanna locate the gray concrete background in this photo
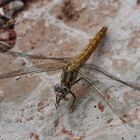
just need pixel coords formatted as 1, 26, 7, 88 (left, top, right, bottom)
0, 0, 140, 140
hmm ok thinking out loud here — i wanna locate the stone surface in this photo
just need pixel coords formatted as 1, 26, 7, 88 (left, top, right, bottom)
0, 0, 140, 140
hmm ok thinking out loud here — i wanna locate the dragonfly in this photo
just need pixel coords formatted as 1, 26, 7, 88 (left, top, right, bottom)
0, 27, 140, 122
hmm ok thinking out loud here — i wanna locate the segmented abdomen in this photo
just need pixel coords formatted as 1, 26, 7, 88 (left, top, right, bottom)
73, 26, 107, 67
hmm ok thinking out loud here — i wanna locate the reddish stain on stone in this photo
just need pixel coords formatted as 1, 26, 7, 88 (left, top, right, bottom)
103, 94, 110, 100
37, 101, 45, 112
51, 0, 121, 32
0, 29, 16, 41
137, 0, 140, 5
57, 0, 79, 21
61, 127, 74, 137
0, 29, 17, 52
29, 132, 40, 140
98, 102, 105, 112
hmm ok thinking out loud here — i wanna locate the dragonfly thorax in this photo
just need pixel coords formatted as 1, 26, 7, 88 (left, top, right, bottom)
61, 63, 79, 87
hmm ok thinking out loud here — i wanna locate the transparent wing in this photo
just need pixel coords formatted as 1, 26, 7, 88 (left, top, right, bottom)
0, 61, 65, 79
6, 51, 74, 63
79, 70, 134, 124
0, 42, 74, 79
83, 63, 140, 91
0, 41, 75, 62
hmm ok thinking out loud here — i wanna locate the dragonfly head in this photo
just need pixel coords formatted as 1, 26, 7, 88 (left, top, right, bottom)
54, 84, 70, 109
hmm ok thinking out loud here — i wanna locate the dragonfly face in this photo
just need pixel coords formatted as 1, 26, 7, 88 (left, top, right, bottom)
54, 84, 70, 108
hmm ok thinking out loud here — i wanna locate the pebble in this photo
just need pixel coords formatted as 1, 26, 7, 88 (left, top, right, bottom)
0, 0, 12, 7
3, 0, 24, 19
9, 0, 24, 11
0, 29, 16, 52
16, 76, 21, 80
0, 29, 16, 40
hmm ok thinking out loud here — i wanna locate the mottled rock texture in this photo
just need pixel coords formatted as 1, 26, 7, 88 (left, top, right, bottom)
0, 0, 140, 140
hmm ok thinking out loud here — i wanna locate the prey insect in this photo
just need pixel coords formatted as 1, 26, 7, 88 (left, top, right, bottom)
0, 26, 140, 112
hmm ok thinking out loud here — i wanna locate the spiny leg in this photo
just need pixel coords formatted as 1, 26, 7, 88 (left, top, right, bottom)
70, 77, 98, 109
79, 71, 129, 125
55, 96, 61, 109
90, 80, 99, 85
72, 77, 83, 86
72, 77, 99, 86
70, 91, 76, 109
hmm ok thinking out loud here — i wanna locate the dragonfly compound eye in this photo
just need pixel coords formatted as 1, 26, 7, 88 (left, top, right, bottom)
54, 84, 70, 98
54, 84, 64, 98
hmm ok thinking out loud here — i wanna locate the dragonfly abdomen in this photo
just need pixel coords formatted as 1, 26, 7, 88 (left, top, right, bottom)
61, 27, 107, 87
74, 26, 107, 67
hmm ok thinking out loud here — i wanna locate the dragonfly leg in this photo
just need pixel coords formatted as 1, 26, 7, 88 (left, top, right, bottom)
90, 80, 99, 85
70, 91, 76, 109
55, 96, 61, 110
72, 77, 83, 86
72, 77, 99, 86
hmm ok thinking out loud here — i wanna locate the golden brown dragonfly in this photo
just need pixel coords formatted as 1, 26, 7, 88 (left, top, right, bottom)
0, 26, 140, 120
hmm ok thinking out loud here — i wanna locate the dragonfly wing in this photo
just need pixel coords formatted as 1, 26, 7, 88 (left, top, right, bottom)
6, 51, 75, 63
78, 70, 131, 124
0, 62, 65, 79
83, 63, 140, 91
0, 41, 75, 62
